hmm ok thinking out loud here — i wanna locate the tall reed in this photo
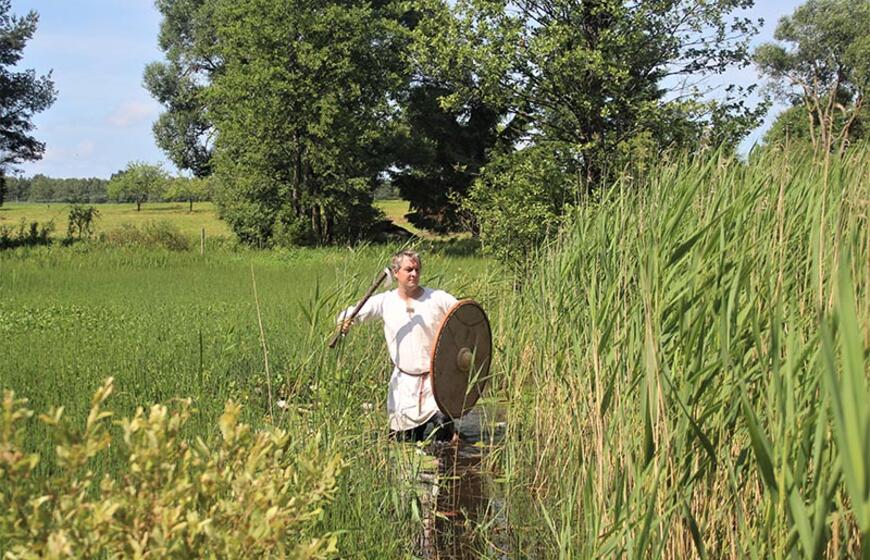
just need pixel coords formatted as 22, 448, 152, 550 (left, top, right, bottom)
497, 145, 870, 558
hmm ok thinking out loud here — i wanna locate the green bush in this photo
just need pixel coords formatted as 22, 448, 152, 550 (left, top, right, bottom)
272, 207, 316, 247
101, 221, 191, 251
465, 146, 573, 273
0, 219, 55, 250
66, 204, 100, 240
0, 379, 342, 558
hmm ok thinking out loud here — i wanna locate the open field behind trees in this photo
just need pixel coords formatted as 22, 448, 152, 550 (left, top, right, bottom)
0, 202, 232, 240
0, 200, 420, 242
1, 148, 869, 557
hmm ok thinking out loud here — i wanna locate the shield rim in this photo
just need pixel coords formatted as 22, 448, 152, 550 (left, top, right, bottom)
429, 299, 492, 419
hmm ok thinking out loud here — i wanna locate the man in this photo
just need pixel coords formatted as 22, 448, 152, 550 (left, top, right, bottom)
338, 250, 458, 442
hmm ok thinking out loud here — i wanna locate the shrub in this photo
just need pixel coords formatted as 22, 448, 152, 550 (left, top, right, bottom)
0, 379, 342, 558
272, 208, 316, 247
465, 146, 573, 273
0, 219, 55, 250
66, 204, 100, 240
101, 221, 191, 251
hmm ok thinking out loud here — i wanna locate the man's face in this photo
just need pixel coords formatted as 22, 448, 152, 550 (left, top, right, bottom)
395, 256, 421, 292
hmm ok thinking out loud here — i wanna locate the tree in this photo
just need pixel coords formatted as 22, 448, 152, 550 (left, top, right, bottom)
204, 0, 407, 245
28, 173, 53, 201
763, 103, 869, 149
0, 0, 56, 206
4, 174, 28, 200
391, 84, 503, 233
147, 0, 414, 245
411, 0, 764, 192
107, 162, 169, 211
143, 0, 217, 178
464, 145, 572, 271
66, 204, 99, 241
164, 175, 211, 211
754, 0, 870, 156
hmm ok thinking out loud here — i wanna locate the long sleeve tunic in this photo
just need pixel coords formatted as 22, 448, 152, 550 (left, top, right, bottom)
339, 287, 457, 431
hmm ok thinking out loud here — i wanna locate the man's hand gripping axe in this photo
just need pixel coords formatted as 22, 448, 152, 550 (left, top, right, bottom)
329, 267, 393, 349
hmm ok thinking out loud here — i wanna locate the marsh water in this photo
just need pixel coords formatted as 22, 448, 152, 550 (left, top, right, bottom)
411, 403, 510, 559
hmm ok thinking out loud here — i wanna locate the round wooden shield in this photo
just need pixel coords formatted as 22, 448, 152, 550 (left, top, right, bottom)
430, 299, 493, 419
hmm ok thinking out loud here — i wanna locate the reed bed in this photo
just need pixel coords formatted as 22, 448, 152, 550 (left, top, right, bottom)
496, 146, 870, 557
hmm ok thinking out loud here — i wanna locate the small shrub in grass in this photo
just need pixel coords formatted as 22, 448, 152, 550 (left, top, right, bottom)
66, 204, 100, 241
0, 219, 55, 249
101, 221, 191, 251
0, 379, 342, 558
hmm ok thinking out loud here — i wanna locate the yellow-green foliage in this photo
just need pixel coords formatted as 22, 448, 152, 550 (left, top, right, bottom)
0, 379, 342, 559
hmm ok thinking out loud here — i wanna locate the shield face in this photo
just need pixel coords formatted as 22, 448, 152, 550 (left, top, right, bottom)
430, 300, 493, 419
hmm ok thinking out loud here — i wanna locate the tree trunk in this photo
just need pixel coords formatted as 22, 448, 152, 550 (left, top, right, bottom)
137, 199, 141, 212
189, 198, 193, 212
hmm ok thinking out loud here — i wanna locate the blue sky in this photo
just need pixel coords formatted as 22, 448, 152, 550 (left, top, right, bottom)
16, 0, 803, 179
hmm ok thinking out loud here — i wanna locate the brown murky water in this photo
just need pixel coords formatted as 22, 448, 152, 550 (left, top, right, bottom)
414, 404, 510, 559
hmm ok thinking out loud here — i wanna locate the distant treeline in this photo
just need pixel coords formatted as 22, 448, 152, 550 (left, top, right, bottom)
3, 176, 109, 203
1, 175, 212, 205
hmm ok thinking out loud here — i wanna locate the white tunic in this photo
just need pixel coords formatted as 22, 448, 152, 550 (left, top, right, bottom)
339, 287, 457, 431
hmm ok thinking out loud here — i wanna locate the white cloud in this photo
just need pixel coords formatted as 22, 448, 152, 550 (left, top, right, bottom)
42, 140, 96, 162
106, 100, 159, 127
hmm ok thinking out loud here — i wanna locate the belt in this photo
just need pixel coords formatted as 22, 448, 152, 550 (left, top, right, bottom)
397, 367, 430, 414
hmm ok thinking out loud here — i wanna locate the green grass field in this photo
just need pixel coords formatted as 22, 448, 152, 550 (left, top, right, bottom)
0, 199, 423, 241
375, 198, 427, 237
0, 201, 232, 239
2, 148, 869, 557
0, 243, 499, 557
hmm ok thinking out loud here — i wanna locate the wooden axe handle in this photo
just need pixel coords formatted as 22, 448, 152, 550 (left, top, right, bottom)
329, 269, 389, 349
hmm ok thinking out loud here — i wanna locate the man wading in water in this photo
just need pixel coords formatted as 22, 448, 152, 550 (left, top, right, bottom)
338, 250, 459, 442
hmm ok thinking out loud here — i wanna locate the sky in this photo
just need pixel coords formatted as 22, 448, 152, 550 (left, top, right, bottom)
15, 0, 804, 179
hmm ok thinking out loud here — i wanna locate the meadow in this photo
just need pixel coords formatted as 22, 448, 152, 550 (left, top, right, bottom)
0, 201, 232, 240
1, 146, 869, 558
0, 241, 499, 557
0, 199, 419, 241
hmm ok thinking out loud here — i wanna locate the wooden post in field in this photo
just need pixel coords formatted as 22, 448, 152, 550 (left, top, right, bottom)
200, 228, 205, 255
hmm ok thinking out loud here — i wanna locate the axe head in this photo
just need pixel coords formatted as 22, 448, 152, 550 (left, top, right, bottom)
382, 266, 394, 288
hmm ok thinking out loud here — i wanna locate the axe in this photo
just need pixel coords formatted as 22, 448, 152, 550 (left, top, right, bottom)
329, 267, 393, 349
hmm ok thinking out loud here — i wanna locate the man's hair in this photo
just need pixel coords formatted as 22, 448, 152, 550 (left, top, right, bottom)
390, 249, 421, 273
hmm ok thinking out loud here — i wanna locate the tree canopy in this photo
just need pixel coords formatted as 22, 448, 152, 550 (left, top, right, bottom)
143, 0, 216, 179
411, 0, 765, 191
754, 0, 870, 154
0, 0, 56, 204
147, 0, 767, 247
205, 0, 410, 245
107, 162, 170, 211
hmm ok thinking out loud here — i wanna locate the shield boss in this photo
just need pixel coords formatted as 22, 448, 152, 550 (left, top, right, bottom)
430, 299, 492, 418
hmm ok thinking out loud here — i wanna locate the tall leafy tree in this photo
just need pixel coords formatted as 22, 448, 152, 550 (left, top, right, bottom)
144, 0, 218, 178
411, 0, 764, 191
754, 0, 870, 155
0, 0, 56, 206
205, 0, 408, 245
391, 84, 503, 233
107, 162, 169, 211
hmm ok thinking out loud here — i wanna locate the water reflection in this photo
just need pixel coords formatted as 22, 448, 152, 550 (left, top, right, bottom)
415, 405, 509, 559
